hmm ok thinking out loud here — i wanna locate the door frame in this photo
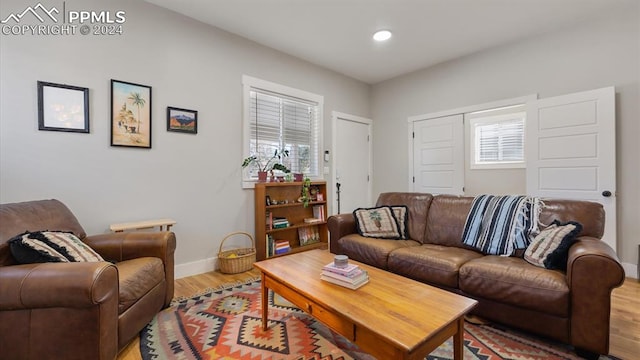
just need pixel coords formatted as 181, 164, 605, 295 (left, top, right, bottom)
331, 111, 373, 214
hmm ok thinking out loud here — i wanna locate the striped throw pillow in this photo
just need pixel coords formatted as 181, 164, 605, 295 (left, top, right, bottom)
9, 231, 104, 264
391, 206, 409, 239
524, 221, 582, 270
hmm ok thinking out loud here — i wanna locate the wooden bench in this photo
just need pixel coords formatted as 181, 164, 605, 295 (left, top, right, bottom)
110, 218, 176, 233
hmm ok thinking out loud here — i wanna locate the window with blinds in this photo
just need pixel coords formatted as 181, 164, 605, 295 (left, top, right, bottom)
242, 76, 323, 185
468, 105, 525, 169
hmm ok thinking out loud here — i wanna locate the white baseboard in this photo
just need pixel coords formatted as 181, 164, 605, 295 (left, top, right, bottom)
175, 256, 218, 279
621, 261, 638, 280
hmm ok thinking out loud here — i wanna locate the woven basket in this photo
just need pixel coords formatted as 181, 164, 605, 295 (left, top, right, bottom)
218, 231, 256, 274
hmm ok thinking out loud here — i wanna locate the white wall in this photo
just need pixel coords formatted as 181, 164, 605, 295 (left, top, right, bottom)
371, 5, 639, 271
0, 0, 370, 275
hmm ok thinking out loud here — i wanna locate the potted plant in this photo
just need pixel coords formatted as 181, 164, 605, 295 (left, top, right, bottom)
300, 177, 312, 207
242, 149, 290, 182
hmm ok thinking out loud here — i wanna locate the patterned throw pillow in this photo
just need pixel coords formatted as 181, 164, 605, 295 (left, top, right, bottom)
353, 206, 401, 239
391, 206, 409, 239
9, 231, 104, 264
524, 220, 582, 270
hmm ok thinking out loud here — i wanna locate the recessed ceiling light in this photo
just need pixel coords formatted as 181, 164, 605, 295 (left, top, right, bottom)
373, 30, 392, 42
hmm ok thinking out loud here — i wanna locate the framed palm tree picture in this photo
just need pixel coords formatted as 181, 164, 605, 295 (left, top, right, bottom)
110, 79, 152, 148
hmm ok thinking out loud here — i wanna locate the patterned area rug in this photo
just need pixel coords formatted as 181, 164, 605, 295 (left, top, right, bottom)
141, 280, 618, 360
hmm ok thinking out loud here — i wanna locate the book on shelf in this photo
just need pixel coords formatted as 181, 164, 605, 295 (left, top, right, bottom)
304, 217, 323, 224
320, 273, 369, 290
266, 211, 273, 230
266, 234, 275, 257
312, 205, 325, 221
298, 226, 320, 246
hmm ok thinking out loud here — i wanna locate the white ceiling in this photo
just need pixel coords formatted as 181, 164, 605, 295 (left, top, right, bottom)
145, 0, 628, 84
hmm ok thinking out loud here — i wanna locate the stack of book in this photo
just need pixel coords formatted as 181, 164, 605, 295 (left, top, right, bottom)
274, 239, 290, 255
272, 217, 289, 229
321, 262, 369, 290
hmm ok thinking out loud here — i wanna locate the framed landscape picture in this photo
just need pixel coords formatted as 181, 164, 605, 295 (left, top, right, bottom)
111, 79, 152, 148
167, 106, 197, 134
38, 81, 89, 133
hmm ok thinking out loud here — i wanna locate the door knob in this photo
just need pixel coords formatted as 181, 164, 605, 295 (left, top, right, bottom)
602, 190, 612, 197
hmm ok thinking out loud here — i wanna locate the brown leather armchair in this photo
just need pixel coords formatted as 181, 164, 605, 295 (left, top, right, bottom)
0, 199, 176, 360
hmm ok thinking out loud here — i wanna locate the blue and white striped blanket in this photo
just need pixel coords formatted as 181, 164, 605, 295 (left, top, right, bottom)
461, 195, 542, 256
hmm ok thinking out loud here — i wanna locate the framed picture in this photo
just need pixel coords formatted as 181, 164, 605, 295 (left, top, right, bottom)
111, 79, 152, 148
167, 106, 197, 134
37, 81, 89, 133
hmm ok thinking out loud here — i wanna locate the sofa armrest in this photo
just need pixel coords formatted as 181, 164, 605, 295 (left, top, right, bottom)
327, 214, 358, 254
84, 231, 176, 306
567, 237, 625, 355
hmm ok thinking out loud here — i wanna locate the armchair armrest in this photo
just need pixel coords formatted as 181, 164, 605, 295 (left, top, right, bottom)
84, 231, 176, 306
567, 237, 625, 355
0, 262, 119, 360
0, 262, 118, 310
328, 214, 358, 254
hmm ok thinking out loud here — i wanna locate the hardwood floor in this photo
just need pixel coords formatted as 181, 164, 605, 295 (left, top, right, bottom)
117, 272, 640, 360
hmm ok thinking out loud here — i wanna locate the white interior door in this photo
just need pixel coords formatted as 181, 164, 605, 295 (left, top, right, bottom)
332, 112, 372, 214
412, 114, 464, 195
526, 87, 616, 252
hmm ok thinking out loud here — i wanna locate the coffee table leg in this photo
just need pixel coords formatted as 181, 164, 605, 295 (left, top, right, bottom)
261, 272, 268, 331
453, 317, 464, 360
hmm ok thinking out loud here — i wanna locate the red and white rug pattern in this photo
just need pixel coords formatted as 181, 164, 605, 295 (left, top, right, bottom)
140, 280, 619, 360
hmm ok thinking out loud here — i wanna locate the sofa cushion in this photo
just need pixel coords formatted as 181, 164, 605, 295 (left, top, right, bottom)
524, 220, 582, 270
8, 231, 104, 264
388, 244, 483, 288
459, 256, 570, 317
376, 192, 433, 243
353, 206, 401, 239
116, 257, 165, 314
425, 195, 474, 248
337, 234, 420, 269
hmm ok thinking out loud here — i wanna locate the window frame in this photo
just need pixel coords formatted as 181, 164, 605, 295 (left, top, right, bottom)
469, 111, 526, 169
242, 75, 324, 188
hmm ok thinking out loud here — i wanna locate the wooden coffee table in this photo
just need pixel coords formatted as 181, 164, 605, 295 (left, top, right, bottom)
254, 249, 477, 360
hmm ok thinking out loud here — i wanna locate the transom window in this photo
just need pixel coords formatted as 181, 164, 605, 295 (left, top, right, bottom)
468, 105, 525, 169
242, 76, 323, 187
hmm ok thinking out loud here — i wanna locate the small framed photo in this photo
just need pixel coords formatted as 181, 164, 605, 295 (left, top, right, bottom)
38, 81, 89, 133
111, 79, 152, 148
167, 107, 197, 134
316, 193, 324, 201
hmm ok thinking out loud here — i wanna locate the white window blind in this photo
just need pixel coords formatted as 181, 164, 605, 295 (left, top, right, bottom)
242, 76, 323, 185
468, 105, 525, 169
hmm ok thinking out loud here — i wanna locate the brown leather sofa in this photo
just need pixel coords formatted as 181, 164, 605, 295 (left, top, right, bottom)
0, 199, 176, 360
328, 192, 625, 358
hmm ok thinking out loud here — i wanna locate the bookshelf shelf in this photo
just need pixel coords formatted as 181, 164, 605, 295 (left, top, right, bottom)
254, 181, 328, 260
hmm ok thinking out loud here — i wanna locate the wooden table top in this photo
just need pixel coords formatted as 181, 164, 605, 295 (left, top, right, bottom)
254, 249, 478, 352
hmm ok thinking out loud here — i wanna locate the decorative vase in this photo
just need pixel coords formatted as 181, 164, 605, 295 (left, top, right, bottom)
293, 173, 303, 182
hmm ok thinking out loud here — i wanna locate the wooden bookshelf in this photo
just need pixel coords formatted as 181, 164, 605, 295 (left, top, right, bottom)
254, 181, 328, 260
